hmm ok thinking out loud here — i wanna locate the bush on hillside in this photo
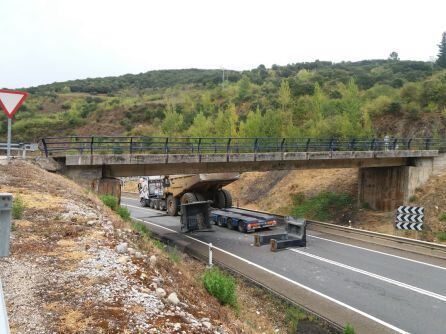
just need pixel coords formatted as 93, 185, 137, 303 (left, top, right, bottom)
292, 192, 353, 221
100, 195, 118, 211
203, 267, 237, 307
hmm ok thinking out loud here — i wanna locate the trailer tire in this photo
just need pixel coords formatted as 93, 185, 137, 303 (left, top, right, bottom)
238, 220, 246, 233
181, 192, 197, 205
221, 189, 233, 208
214, 190, 226, 209
140, 198, 147, 207
155, 200, 161, 210
167, 195, 179, 216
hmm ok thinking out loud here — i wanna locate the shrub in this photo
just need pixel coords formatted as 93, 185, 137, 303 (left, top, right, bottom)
344, 324, 356, 334
100, 195, 118, 210
285, 306, 306, 333
292, 192, 353, 221
439, 213, 446, 222
203, 267, 237, 307
408, 195, 417, 203
12, 195, 24, 219
436, 232, 446, 242
116, 206, 131, 221
132, 222, 151, 237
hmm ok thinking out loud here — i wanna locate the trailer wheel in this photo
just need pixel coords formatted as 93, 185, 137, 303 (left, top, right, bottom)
140, 198, 147, 207
167, 195, 179, 216
221, 189, 233, 208
181, 192, 197, 205
155, 200, 161, 210
238, 220, 246, 233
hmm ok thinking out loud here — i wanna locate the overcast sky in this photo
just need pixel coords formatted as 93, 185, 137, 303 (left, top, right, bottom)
1, 0, 445, 88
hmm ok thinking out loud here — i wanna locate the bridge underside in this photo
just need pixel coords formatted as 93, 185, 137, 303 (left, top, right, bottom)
57, 150, 438, 211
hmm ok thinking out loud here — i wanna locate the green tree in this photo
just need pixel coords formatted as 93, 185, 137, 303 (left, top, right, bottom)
161, 104, 183, 136
239, 108, 263, 137
436, 32, 446, 68
187, 112, 213, 137
214, 104, 238, 137
388, 51, 399, 61
237, 75, 251, 101
278, 79, 292, 111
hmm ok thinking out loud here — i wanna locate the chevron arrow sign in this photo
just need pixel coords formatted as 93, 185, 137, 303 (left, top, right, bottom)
395, 221, 423, 231
397, 206, 424, 215
396, 214, 424, 223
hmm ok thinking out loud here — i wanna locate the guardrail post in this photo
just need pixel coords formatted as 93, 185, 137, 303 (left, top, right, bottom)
425, 138, 430, 150
407, 138, 412, 150
392, 138, 397, 150
280, 138, 286, 152
349, 138, 356, 151
305, 138, 310, 152
197, 138, 202, 163
208, 243, 213, 267
90, 136, 94, 155
0, 193, 12, 258
226, 138, 231, 162
329, 138, 334, 152
370, 138, 376, 151
20, 143, 26, 159
41, 139, 49, 158
164, 137, 169, 163
254, 138, 259, 161
129, 137, 133, 155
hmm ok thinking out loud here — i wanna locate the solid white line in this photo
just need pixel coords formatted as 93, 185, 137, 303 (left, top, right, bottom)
129, 215, 409, 334
308, 234, 446, 271
289, 248, 446, 303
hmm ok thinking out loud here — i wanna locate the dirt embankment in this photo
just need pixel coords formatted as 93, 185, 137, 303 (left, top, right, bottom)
0, 160, 336, 334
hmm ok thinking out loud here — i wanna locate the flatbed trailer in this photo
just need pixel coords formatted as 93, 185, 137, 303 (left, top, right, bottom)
210, 208, 277, 233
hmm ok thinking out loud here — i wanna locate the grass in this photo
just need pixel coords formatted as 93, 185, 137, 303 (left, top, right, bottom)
100, 195, 118, 210
12, 195, 25, 219
439, 212, 446, 222
168, 246, 182, 263
116, 206, 131, 221
152, 238, 166, 250
292, 192, 353, 221
203, 267, 237, 308
408, 195, 417, 203
284, 306, 307, 333
344, 323, 356, 334
132, 222, 151, 237
436, 231, 446, 242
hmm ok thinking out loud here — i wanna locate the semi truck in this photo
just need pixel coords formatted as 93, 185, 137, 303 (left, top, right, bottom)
139, 173, 239, 216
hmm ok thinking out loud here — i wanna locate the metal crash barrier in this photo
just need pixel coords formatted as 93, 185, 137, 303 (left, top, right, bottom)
0, 193, 13, 258
180, 201, 212, 232
254, 216, 306, 251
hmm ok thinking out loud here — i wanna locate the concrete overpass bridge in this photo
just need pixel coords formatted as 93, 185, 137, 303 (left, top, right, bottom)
39, 136, 446, 210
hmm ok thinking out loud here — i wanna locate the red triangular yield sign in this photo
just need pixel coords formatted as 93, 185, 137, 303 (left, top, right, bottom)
0, 89, 29, 119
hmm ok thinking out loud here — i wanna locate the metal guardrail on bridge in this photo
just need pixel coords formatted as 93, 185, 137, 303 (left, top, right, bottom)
38, 136, 445, 158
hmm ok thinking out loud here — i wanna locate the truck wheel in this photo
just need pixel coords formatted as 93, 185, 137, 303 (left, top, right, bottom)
140, 198, 147, 207
214, 190, 226, 209
155, 200, 161, 210
181, 192, 197, 205
194, 192, 205, 202
221, 189, 233, 207
226, 218, 233, 229
238, 220, 246, 233
167, 195, 179, 216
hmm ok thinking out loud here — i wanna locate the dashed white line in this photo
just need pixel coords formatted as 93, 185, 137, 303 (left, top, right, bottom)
307, 234, 446, 271
288, 248, 446, 302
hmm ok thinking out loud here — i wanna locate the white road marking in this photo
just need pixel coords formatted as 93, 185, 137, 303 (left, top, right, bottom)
308, 234, 446, 271
124, 197, 446, 271
289, 248, 446, 302
125, 212, 409, 333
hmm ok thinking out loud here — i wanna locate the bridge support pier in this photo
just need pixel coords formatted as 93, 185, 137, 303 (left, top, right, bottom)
62, 166, 121, 202
358, 158, 434, 211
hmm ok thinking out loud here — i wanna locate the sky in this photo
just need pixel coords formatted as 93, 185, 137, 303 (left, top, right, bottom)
1, 0, 445, 88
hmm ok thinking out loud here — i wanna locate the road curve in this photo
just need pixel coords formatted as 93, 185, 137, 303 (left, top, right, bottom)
122, 196, 446, 334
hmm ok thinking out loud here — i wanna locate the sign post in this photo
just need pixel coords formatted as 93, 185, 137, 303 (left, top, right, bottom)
0, 89, 28, 158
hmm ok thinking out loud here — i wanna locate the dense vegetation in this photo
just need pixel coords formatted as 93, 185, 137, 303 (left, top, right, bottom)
2, 33, 446, 142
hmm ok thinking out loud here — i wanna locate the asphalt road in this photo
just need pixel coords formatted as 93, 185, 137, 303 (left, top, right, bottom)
122, 196, 446, 334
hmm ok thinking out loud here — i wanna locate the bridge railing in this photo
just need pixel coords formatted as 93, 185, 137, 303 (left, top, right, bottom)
38, 136, 443, 158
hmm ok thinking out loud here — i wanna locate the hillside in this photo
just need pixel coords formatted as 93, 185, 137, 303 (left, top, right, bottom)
0, 160, 335, 333
2, 60, 446, 143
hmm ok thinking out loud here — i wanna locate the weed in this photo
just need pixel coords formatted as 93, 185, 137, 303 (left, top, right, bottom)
439, 213, 446, 222
203, 267, 237, 307
408, 195, 417, 203
100, 195, 118, 210
168, 247, 182, 263
132, 222, 151, 237
285, 306, 306, 333
116, 206, 131, 221
152, 239, 166, 250
292, 192, 352, 221
12, 195, 25, 219
436, 231, 446, 242
344, 323, 356, 334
